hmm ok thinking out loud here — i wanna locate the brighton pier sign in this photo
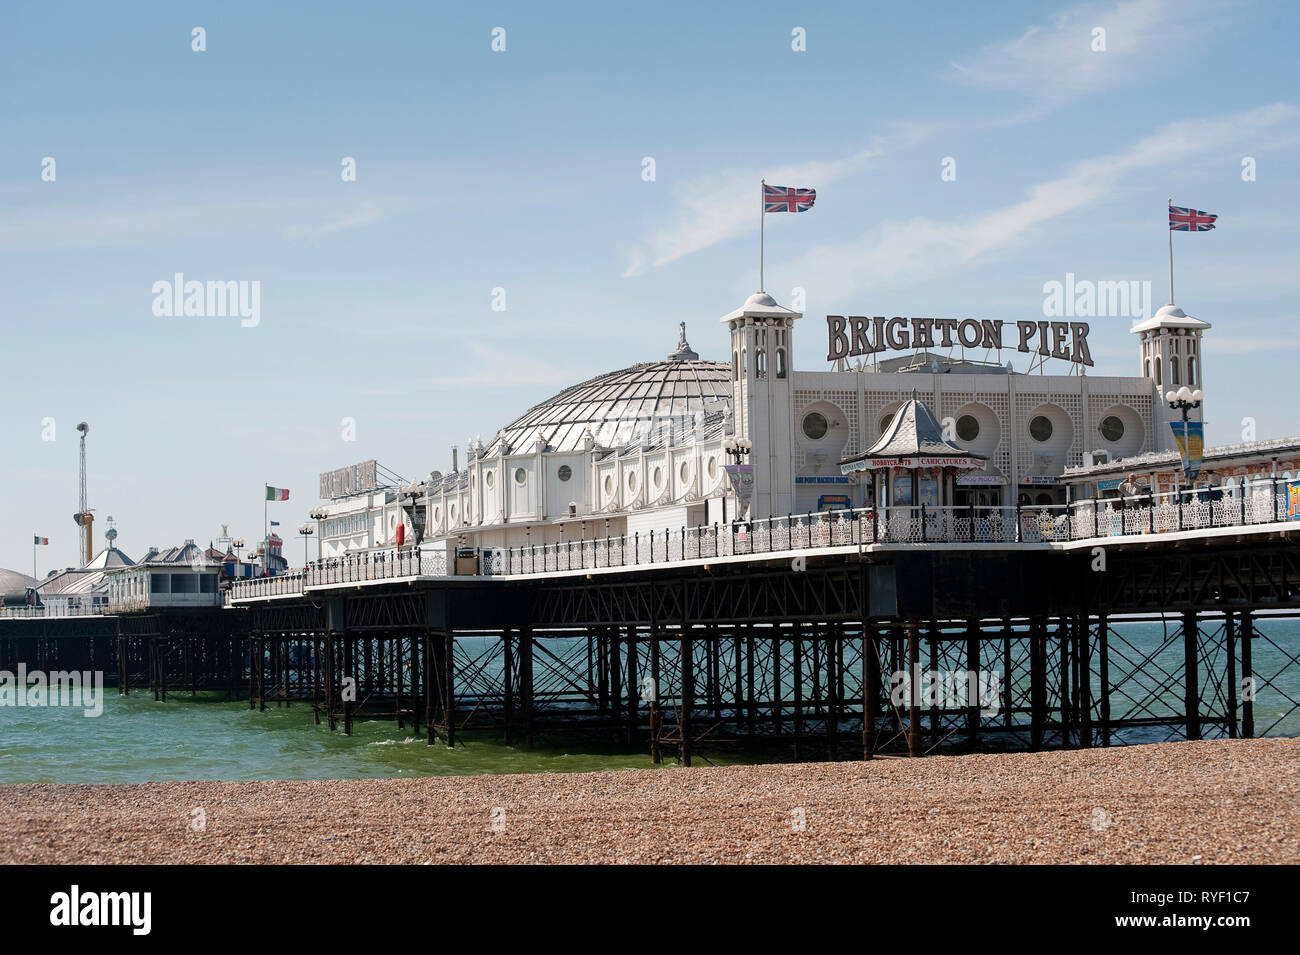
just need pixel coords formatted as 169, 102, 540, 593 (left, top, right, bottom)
826, 315, 1094, 367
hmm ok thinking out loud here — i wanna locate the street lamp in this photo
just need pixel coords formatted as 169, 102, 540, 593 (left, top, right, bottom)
1166, 386, 1204, 492
1166, 386, 1202, 417
724, 437, 753, 524
724, 437, 752, 461
298, 523, 314, 567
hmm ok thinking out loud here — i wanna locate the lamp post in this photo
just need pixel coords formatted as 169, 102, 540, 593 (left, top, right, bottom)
1166, 386, 1203, 495
307, 509, 326, 564
298, 523, 314, 567
724, 437, 752, 523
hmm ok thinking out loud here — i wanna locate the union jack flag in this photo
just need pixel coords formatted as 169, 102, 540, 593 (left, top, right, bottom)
764, 183, 817, 213
1169, 205, 1217, 231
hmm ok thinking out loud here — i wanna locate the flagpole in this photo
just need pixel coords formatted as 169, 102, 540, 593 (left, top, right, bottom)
1167, 197, 1174, 305
759, 179, 765, 293
264, 484, 268, 578
33, 539, 37, 582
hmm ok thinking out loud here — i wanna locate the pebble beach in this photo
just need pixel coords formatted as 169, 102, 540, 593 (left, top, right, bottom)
1, 738, 1296, 865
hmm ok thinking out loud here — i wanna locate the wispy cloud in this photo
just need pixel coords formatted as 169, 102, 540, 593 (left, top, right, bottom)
620, 125, 932, 277
0, 193, 420, 253
779, 104, 1296, 302
281, 200, 402, 240
949, 0, 1185, 104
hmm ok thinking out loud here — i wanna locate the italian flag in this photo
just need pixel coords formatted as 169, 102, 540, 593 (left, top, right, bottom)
34, 536, 48, 545
265, 486, 290, 501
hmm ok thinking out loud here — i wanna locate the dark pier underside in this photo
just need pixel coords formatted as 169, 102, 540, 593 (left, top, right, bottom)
4, 535, 1300, 764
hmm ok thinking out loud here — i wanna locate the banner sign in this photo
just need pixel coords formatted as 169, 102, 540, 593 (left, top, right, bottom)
1169, 420, 1204, 480
827, 315, 1093, 367
1097, 478, 1123, 491
1024, 475, 1062, 485
817, 494, 852, 511
1288, 481, 1300, 520
724, 464, 755, 515
957, 474, 1006, 486
796, 475, 851, 484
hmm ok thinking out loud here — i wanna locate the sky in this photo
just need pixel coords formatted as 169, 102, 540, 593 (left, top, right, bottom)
2, 0, 1298, 575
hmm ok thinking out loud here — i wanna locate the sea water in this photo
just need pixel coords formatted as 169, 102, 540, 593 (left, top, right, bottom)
0, 620, 1295, 783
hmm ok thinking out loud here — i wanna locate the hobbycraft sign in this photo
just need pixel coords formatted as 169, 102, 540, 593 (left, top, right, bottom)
826, 316, 1094, 367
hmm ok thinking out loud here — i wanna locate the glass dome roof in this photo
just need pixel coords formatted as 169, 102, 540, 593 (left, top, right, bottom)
493, 356, 731, 454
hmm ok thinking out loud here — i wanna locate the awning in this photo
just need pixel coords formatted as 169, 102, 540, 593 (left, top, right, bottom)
839, 392, 987, 475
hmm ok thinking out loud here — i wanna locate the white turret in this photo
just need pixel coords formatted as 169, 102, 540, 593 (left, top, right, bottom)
719, 292, 801, 517
1131, 303, 1210, 449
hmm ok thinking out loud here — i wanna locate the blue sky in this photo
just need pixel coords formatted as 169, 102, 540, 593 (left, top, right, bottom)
2, 0, 1298, 574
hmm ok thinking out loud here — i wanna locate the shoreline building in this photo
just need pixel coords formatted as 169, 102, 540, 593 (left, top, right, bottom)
307, 293, 1212, 557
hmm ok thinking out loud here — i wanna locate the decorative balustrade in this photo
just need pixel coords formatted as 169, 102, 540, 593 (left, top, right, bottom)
222, 482, 1297, 599
0, 604, 110, 619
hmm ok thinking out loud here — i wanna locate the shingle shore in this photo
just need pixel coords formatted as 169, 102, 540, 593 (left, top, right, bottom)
1, 738, 1295, 864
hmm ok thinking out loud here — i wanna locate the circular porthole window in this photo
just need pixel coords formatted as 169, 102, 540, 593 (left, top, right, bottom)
627, 472, 638, 493
557, 465, 572, 482
707, 457, 718, 480
956, 414, 980, 441
679, 461, 690, 483
802, 411, 828, 440
514, 467, 527, 485
603, 475, 613, 495
653, 466, 663, 489
1100, 415, 1125, 442
485, 471, 494, 489
1029, 415, 1054, 442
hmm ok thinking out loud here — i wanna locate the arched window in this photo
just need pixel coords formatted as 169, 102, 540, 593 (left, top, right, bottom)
756, 348, 767, 378
732, 350, 739, 381
741, 347, 747, 374
1144, 358, 1150, 378
776, 347, 787, 379
1171, 359, 1180, 385
1154, 356, 1162, 386
1187, 358, 1196, 386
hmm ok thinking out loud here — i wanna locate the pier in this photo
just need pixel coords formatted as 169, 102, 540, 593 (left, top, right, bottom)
4, 491, 1298, 763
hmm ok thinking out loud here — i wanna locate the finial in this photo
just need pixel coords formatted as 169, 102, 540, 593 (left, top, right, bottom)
668, 322, 699, 361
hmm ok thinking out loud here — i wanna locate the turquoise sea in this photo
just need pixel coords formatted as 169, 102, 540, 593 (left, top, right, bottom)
0, 620, 1296, 783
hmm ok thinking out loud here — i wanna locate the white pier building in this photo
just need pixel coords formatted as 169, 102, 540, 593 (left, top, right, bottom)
309, 292, 1208, 561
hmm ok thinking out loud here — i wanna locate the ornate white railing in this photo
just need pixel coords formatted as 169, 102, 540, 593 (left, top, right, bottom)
0, 605, 110, 619
222, 482, 1298, 597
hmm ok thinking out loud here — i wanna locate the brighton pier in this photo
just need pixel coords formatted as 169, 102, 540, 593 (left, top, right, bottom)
3, 288, 1298, 765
